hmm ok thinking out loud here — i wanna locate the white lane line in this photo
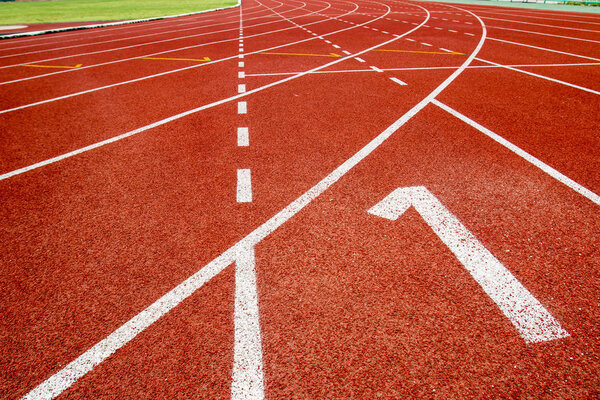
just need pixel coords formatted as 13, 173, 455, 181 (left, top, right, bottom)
432, 100, 600, 207
483, 15, 600, 33
355, 57, 365, 62
421, 42, 432, 46
332, 44, 341, 48
238, 71, 245, 78
342, 50, 351, 55
231, 245, 264, 399
238, 84, 246, 94
448, 29, 457, 33
239, 61, 245, 67
237, 127, 249, 147
465, 32, 474, 36
435, 27, 443, 30
390, 77, 407, 85
382, 30, 389, 34
325, 39, 332, 43
237, 101, 247, 114
488, 37, 600, 62
490, 25, 600, 44
476, 57, 600, 95
239, 54, 244, 59
406, 37, 415, 41
370, 65, 383, 72
236, 169, 252, 203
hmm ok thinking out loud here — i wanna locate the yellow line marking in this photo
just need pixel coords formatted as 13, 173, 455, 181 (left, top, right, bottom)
376, 49, 464, 55
142, 56, 211, 62
22, 63, 83, 69
261, 52, 342, 58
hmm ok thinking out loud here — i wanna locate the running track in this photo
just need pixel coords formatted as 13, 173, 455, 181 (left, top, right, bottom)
1, 0, 599, 398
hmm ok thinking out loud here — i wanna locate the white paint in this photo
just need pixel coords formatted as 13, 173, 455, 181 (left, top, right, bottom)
368, 186, 570, 343
370, 65, 383, 72
434, 27, 443, 30
237, 101, 247, 114
390, 77, 407, 86
355, 57, 366, 63
238, 71, 245, 78
0, 25, 28, 31
238, 84, 246, 94
488, 37, 600, 63
237, 169, 252, 203
421, 42, 432, 47
465, 32, 474, 36
239, 54, 244, 59
239, 61, 245, 67
332, 44, 341, 49
237, 127, 249, 147
476, 57, 600, 96
406, 38, 415, 41
231, 245, 265, 400
448, 29, 457, 33
342, 50, 351, 55
440, 48, 453, 53
432, 100, 600, 207
490, 25, 600, 44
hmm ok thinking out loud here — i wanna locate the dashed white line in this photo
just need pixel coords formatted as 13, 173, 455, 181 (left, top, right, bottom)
449, 29, 457, 33
342, 50, 351, 55
238, 61, 244, 67
236, 169, 252, 203
421, 42, 432, 46
238, 71, 245, 78
238, 101, 247, 114
370, 65, 383, 72
237, 127, 249, 147
465, 32, 474, 36
332, 44, 341, 49
390, 77, 407, 85
355, 57, 365, 62
238, 84, 246, 93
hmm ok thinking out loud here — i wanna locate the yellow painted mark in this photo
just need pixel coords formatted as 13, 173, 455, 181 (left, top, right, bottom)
22, 63, 83, 69
261, 52, 342, 58
376, 49, 464, 55
142, 56, 211, 62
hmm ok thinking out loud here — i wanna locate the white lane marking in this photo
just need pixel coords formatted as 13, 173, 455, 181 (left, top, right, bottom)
406, 38, 415, 41
421, 42, 432, 46
488, 37, 600, 62
490, 25, 600, 44
435, 27, 443, 30
332, 44, 341, 48
231, 245, 264, 399
465, 32, 474, 36
342, 50, 351, 55
370, 65, 383, 72
382, 30, 389, 34
448, 29, 457, 33
237, 101, 247, 114
239, 61, 245, 67
238, 71, 245, 78
236, 169, 252, 203
237, 127, 249, 147
432, 100, 600, 207
238, 84, 246, 94
476, 57, 600, 95
0, 25, 27, 30
440, 47, 453, 52
390, 77, 407, 85
355, 57, 365, 62
483, 15, 600, 33
325, 39, 332, 43
239, 54, 244, 59
465, 21, 472, 24
369, 186, 570, 343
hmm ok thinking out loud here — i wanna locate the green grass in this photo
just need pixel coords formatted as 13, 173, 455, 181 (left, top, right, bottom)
0, 0, 238, 25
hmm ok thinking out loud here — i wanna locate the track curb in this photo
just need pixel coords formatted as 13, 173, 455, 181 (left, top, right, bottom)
0, 0, 241, 40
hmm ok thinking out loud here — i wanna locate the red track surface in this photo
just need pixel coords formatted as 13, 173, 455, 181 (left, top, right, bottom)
1, 0, 599, 398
